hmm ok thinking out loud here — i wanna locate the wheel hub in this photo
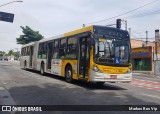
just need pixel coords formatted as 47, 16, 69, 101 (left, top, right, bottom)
66, 70, 71, 78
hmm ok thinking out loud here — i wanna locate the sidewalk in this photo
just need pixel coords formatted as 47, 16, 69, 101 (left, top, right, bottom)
133, 72, 160, 77
132, 72, 160, 82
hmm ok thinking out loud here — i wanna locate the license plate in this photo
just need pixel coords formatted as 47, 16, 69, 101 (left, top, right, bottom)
110, 75, 117, 79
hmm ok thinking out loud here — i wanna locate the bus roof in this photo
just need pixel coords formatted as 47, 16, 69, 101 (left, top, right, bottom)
64, 26, 93, 37
21, 25, 129, 46
21, 42, 35, 48
39, 25, 93, 43
39, 34, 64, 43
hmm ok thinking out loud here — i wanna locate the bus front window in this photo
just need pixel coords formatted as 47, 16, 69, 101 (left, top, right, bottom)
94, 37, 130, 65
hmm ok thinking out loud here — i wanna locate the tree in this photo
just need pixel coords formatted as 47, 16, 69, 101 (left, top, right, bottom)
0, 51, 5, 57
8, 50, 16, 56
16, 26, 44, 45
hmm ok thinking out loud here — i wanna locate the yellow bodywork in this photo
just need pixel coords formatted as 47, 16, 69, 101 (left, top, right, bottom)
61, 25, 94, 81
64, 26, 93, 37
61, 60, 78, 80
59, 25, 131, 81
94, 64, 131, 74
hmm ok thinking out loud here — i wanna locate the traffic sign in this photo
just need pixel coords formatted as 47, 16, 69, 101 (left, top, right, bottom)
114, 57, 121, 64
0, 11, 14, 23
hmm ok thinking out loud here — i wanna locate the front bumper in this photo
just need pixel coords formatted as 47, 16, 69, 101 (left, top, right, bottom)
90, 70, 132, 82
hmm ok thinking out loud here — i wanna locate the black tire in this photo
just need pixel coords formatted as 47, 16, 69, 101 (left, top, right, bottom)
40, 63, 45, 75
96, 82, 105, 85
24, 61, 27, 70
65, 66, 73, 83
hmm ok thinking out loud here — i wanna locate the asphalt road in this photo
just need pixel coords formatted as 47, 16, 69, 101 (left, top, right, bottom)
0, 61, 160, 114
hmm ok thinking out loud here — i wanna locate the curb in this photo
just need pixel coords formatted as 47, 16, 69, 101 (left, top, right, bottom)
133, 73, 160, 79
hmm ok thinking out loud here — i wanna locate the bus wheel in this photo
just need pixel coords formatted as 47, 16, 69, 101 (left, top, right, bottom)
24, 61, 27, 70
65, 66, 73, 83
96, 82, 105, 85
40, 63, 45, 75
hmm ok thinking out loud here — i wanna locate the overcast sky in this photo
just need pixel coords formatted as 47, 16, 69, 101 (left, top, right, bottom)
0, 0, 160, 52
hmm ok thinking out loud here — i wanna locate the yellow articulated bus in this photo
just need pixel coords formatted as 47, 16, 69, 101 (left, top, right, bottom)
20, 25, 132, 85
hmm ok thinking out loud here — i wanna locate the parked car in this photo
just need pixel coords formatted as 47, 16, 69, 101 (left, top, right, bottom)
4, 58, 8, 61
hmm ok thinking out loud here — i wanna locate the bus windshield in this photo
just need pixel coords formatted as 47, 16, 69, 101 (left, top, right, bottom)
94, 36, 130, 66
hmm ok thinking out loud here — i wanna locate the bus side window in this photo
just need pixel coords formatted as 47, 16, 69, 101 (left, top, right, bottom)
38, 43, 47, 59
66, 37, 77, 59
43, 43, 47, 59
21, 48, 24, 56
27, 47, 30, 56
22, 47, 27, 56
38, 44, 41, 58
53, 40, 59, 59
25, 47, 27, 56
59, 38, 66, 59
23, 48, 25, 56
38, 44, 42, 59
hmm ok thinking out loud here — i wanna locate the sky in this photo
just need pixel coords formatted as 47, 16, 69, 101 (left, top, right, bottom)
0, 0, 160, 52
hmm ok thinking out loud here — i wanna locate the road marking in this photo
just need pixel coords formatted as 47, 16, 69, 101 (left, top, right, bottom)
133, 78, 160, 84
132, 84, 160, 91
141, 93, 160, 99
131, 78, 160, 91
132, 82, 160, 88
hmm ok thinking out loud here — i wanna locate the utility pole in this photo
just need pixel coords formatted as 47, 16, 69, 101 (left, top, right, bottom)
128, 28, 131, 36
146, 31, 148, 47
125, 20, 127, 31
15, 48, 19, 60
155, 29, 159, 60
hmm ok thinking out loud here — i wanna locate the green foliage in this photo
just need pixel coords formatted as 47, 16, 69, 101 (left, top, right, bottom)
7, 50, 16, 56
0, 51, 5, 57
16, 26, 44, 45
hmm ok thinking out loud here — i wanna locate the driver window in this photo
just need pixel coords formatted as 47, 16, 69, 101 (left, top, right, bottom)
99, 42, 104, 57
115, 47, 120, 58
120, 46, 125, 59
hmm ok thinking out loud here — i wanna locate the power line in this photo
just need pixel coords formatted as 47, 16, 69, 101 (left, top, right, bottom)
85, 0, 160, 25
131, 38, 154, 39
131, 30, 155, 41
126, 9, 160, 19
0, 1, 23, 8
131, 36, 154, 41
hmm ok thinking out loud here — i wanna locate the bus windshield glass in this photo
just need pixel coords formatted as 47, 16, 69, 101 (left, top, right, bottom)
94, 36, 130, 66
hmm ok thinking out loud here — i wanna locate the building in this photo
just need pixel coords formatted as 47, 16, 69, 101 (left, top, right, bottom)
131, 39, 160, 74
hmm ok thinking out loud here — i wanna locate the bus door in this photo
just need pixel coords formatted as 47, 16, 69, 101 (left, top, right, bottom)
47, 42, 53, 70
78, 37, 90, 78
29, 46, 33, 67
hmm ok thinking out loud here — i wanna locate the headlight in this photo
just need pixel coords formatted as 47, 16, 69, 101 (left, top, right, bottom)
125, 69, 131, 74
93, 66, 99, 72
93, 65, 102, 73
